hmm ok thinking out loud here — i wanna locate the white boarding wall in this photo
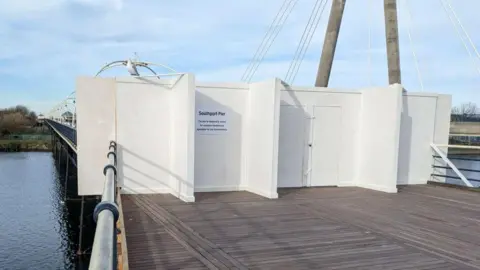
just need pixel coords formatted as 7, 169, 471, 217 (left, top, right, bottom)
76, 75, 195, 202
76, 77, 116, 195
244, 79, 281, 198
397, 93, 452, 185
194, 83, 249, 191
278, 86, 361, 188
115, 77, 172, 195
357, 85, 403, 193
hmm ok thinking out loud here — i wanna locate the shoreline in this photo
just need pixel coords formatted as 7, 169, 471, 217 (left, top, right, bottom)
0, 140, 51, 152
448, 148, 480, 155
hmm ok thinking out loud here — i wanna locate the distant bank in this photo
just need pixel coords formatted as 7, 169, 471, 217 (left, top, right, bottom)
0, 135, 52, 152
448, 148, 480, 155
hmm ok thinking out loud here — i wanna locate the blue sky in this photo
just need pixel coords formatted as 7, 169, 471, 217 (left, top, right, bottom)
0, 0, 479, 113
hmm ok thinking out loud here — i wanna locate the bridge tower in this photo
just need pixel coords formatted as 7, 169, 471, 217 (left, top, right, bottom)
315, 0, 402, 87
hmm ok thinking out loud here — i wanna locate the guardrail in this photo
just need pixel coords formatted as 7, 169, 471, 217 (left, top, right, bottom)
47, 116, 76, 128
450, 135, 480, 145
431, 143, 480, 188
89, 141, 119, 270
44, 119, 77, 153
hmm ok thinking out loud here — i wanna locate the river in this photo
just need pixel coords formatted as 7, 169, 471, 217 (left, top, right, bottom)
0, 152, 93, 270
446, 154, 480, 187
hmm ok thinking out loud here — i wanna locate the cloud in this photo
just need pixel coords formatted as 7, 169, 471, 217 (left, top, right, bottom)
0, 0, 63, 16
72, 0, 123, 11
0, 0, 479, 113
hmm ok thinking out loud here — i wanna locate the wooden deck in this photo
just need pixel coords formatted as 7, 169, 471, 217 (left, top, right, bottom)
122, 185, 480, 269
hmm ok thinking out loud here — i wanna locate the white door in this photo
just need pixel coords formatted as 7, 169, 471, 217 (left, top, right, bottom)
310, 106, 341, 186
277, 105, 307, 187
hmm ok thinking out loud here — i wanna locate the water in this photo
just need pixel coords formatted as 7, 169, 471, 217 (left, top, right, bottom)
0, 152, 93, 270
447, 155, 480, 187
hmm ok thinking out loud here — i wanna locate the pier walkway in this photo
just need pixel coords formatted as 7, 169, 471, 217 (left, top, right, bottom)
45, 119, 76, 148
122, 185, 480, 270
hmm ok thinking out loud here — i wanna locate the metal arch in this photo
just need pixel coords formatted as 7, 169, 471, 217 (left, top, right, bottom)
47, 59, 177, 117
96, 62, 125, 75
135, 63, 158, 75
95, 61, 128, 77
95, 60, 177, 77
138, 62, 177, 73
95, 61, 158, 77
66, 91, 76, 99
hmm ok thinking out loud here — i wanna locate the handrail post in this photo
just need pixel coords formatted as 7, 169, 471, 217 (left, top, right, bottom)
89, 141, 119, 270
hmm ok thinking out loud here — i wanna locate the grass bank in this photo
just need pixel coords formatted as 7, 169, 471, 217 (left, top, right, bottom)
448, 148, 480, 155
0, 139, 51, 152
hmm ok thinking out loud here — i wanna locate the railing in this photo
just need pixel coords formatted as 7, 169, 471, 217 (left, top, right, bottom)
451, 114, 480, 122
449, 134, 480, 145
48, 117, 76, 129
89, 141, 119, 270
44, 119, 77, 151
431, 143, 480, 188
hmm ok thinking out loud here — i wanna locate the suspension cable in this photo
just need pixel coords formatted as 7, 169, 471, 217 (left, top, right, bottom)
285, 0, 326, 84
444, 0, 480, 62
248, 0, 298, 83
242, 0, 298, 82
367, 0, 372, 85
285, 0, 322, 83
289, 0, 328, 85
241, 0, 289, 81
403, 0, 424, 91
439, 0, 480, 76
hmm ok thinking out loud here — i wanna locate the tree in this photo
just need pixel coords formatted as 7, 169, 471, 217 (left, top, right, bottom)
28, 111, 37, 120
451, 102, 479, 122
0, 105, 38, 135
14, 105, 30, 116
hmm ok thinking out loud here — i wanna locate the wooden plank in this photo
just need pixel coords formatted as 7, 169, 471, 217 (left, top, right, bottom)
122, 185, 480, 269
121, 196, 209, 270
131, 195, 248, 270
116, 189, 129, 270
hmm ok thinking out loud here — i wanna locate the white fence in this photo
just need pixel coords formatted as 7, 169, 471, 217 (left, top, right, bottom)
75, 75, 453, 201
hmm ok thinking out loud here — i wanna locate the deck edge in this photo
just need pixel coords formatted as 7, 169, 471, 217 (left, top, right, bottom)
117, 190, 129, 270
427, 181, 480, 192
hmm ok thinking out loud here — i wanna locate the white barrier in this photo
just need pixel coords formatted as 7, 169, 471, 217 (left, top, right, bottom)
76, 75, 451, 201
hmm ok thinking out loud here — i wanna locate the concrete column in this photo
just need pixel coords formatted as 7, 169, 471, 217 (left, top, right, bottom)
315, 0, 346, 87
384, 0, 402, 84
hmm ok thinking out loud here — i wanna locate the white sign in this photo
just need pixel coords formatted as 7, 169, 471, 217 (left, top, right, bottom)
196, 109, 228, 135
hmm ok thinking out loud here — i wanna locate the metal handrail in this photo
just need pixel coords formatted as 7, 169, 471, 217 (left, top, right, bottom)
430, 143, 474, 187
89, 141, 119, 270
432, 165, 480, 173
44, 119, 77, 153
433, 155, 480, 162
431, 173, 480, 183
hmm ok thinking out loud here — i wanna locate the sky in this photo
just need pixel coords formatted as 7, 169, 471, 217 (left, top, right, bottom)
0, 0, 479, 113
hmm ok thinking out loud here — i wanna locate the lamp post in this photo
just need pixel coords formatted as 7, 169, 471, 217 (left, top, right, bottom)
65, 92, 76, 128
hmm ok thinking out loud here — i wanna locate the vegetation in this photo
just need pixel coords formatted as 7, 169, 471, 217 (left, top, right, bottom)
451, 102, 480, 122
0, 105, 47, 136
0, 105, 51, 151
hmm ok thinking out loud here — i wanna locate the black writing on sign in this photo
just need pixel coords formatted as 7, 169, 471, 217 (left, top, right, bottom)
198, 111, 226, 116
196, 109, 228, 134
196, 128, 228, 132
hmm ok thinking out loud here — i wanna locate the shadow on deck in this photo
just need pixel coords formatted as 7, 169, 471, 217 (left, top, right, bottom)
122, 185, 480, 269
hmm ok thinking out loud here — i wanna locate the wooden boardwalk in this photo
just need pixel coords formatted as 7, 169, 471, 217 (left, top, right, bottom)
122, 185, 480, 269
